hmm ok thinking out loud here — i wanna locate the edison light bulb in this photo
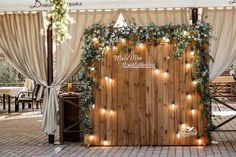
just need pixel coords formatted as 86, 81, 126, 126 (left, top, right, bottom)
191, 51, 195, 56
187, 93, 192, 99
197, 138, 202, 145
92, 104, 96, 109
186, 62, 191, 68
176, 132, 180, 139
90, 135, 94, 140
101, 107, 106, 113
93, 37, 98, 43
106, 46, 110, 51
121, 38, 126, 44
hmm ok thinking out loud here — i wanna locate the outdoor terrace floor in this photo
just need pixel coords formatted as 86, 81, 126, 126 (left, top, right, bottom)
0, 102, 236, 157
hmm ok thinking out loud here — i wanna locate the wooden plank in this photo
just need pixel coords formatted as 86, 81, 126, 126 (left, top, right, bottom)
93, 61, 101, 145
100, 50, 107, 145
180, 45, 186, 145
145, 45, 152, 145
128, 51, 135, 145
157, 43, 164, 145
122, 52, 129, 145
117, 50, 124, 145
153, 45, 159, 145
106, 49, 112, 145
134, 51, 141, 145
185, 46, 192, 145
149, 45, 157, 145
168, 44, 175, 145
111, 51, 118, 145
174, 54, 181, 145
162, 42, 169, 145
139, 45, 147, 145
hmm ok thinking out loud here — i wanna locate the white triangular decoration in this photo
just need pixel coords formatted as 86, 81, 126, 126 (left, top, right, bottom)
114, 13, 127, 27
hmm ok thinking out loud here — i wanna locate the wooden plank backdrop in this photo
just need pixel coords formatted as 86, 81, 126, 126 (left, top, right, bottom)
87, 42, 207, 146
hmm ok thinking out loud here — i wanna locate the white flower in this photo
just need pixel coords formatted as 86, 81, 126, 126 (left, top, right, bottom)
44, 0, 74, 43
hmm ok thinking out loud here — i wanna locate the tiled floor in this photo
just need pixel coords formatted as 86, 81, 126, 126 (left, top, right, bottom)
0, 103, 235, 157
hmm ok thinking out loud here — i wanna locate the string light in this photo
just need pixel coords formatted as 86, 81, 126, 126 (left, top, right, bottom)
186, 61, 191, 69
121, 38, 126, 44
171, 100, 175, 109
191, 51, 195, 56
197, 137, 202, 145
155, 64, 159, 74
92, 37, 99, 43
90, 67, 95, 71
187, 92, 192, 99
109, 78, 112, 83
92, 104, 96, 109
101, 106, 106, 113
112, 46, 117, 51
162, 36, 170, 43
106, 46, 110, 51
138, 43, 144, 49
164, 56, 170, 61
181, 123, 186, 129
90, 135, 94, 141
103, 134, 108, 145
155, 68, 159, 74
191, 108, 195, 115
110, 109, 113, 115
183, 31, 188, 36
176, 131, 181, 139
103, 140, 108, 145
163, 70, 169, 77
192, 80, 197, 85
165, 38, 170, 43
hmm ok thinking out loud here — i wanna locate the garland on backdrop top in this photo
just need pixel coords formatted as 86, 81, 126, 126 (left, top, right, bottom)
78, 21, 214, 138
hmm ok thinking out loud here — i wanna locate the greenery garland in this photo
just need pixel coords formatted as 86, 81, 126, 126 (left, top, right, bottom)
78, 21, 214, 138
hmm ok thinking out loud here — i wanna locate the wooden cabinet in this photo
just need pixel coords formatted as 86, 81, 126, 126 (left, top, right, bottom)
59, 93, 80, 143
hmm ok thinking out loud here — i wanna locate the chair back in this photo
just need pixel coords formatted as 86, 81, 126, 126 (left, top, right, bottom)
32, 84, 40, 99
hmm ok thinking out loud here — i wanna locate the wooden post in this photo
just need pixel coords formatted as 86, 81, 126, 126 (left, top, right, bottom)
192, 8, 198, 24
7, 95, 11, 113
3, 94, 5, 110
47, 19, 54, 144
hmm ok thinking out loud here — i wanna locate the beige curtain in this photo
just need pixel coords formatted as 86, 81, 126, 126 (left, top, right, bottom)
121, 8, 188, 25
0, 13, 47, 85
203, 8, 236, 80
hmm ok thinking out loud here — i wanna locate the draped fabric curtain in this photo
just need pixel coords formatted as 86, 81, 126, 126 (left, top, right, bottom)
0, 13, 47, 86
121, 8, 188, 25
202, 8, 236, 80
